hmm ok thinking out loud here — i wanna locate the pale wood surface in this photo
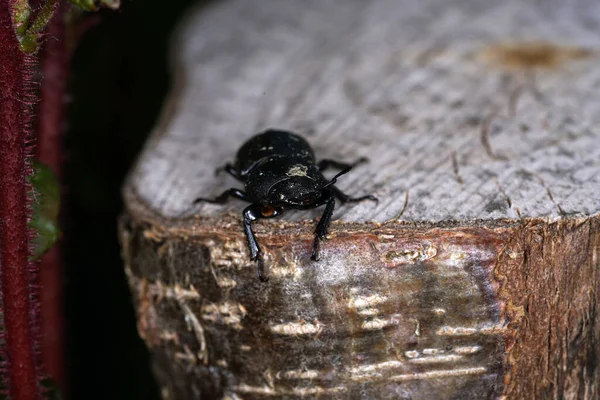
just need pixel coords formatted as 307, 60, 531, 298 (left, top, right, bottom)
128, 0, 600, 224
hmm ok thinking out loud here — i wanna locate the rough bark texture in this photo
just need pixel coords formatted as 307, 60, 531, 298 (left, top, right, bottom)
121, 0, 600, 398
496, 218, 600, 399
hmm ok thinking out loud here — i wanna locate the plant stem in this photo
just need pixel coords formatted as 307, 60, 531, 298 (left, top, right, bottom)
36, 0, 67, 392
0, 0, 42, 398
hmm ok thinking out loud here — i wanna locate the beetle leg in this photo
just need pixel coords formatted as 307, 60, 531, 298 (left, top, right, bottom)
331, 186, 378, 204
311, 195, 335, 261
243, 205, 269, 282
215, 163, 243, 180
317, 157, 368, 171
193, 188, 250, 204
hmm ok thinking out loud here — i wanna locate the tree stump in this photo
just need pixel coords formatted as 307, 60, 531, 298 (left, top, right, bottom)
119, 0, 600, 398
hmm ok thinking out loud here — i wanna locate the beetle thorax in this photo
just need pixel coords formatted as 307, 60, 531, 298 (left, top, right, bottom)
244, 160, 326, 207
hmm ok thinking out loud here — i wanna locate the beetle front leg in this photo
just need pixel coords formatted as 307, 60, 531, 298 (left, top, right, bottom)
242, 205, 265, 281
193, 188, 250, 204
311, 196, 335, 261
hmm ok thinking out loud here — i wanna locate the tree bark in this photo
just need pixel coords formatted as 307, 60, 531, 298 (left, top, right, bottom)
120, 0, 600, 398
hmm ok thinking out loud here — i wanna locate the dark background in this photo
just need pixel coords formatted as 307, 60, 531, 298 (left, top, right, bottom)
64, 1, 212, 398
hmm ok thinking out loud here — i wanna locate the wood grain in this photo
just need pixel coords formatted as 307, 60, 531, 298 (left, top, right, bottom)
127, 0, 600, 223
121, 0, 600, 398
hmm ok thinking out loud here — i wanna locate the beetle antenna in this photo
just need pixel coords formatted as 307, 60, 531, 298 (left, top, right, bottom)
323, 166, 352, 189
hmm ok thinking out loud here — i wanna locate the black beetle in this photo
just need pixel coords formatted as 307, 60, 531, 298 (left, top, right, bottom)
194, 129, 377, 282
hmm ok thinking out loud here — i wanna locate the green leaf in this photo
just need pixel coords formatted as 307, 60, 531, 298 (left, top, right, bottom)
29, 160, 61, 260
9, 0, 32, 37
69, 0, 120, 11
12, 0, 120, 53
13, 0, 58, 53
40, 377, 64, 400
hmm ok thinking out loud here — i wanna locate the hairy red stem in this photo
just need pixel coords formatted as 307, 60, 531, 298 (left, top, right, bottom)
37, 6, 67, 174
37, 1, 67, 392
0, 1, 42, 399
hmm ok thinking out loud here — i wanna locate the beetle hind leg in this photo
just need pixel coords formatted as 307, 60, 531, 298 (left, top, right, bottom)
311, 196, 335, 261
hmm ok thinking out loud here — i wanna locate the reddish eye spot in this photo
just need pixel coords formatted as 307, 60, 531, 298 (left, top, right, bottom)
261, 205, 275, 217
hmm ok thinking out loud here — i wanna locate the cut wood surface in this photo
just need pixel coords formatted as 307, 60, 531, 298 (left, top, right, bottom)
121, 0, 600, 399
131, 0, 600, 223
